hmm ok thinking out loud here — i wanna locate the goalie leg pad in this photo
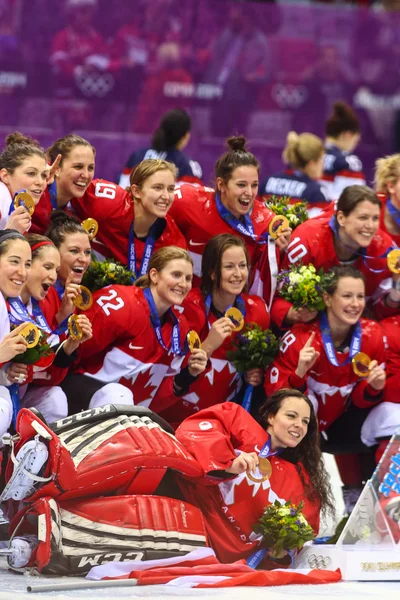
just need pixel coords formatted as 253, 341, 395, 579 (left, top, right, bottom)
9, 494, 209, 575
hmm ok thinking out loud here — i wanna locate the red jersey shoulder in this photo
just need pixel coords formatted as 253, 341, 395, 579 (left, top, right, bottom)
369, 227, 394, 254
244, 294, 270, 328
162, 215, 187, 249
72, 180, 130, 222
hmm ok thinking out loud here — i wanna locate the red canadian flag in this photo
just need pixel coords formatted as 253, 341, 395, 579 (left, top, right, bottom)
86, 549, 341, 588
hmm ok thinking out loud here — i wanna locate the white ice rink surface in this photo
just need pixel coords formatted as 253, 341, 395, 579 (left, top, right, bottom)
0, 456, 398, 600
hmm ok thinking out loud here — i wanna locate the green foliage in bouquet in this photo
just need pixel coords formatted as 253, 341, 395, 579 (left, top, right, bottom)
12, 331, 53, 365
82, 258, 134, 292
226, 324, 280, 373
264, 195, 308, 229
277, 264, 334, 312
253, 500, 315, 557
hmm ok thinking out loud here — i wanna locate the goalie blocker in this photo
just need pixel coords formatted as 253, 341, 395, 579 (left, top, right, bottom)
1, 404, 203, 503
7, 494, 208, 575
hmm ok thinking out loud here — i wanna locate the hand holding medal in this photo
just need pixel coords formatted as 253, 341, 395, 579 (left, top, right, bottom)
81, 218, 98, 241
13, 191, 35, 216
73, 286, 93, 310
225, 307, 244, 332
269, 215, 291, 250
67, 314, 92, 344
352, 353, 386, 390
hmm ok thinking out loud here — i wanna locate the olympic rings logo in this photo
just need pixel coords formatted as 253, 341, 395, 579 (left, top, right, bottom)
307, 554, 331, 569
271, 84, 308, 109
75, 71, 115, 98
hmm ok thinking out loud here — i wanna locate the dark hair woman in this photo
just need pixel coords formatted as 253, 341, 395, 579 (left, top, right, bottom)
175, 388, 333, 567
270, 185, 396, 329
169, 135, 291, 308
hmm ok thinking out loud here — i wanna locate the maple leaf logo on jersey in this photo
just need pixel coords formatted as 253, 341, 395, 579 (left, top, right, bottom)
121, 367, 157, 407
203, 360, 242, 403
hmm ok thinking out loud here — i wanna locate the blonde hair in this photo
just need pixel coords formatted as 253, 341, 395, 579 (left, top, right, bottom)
134, 246, 193, 288
128, 159, 177, 197
374, 154, 400, 195
282, 131, 324, 169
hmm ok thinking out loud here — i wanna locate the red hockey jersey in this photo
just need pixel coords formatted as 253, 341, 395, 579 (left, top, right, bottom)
380, 315, 400, 405
176, 403, 320, 565
74, 285, 192, 411
71, 179, 187, 267
168, 185, 280, 300
270, 216, 394, 328
158, 289, 270, 426
265, 318, 386, 431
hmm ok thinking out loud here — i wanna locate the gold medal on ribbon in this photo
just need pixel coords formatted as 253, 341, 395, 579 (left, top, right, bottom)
19, 322, 41, 348
387, 249, 400, 274
225, 307, 244, 332
68, 314, 83, 341
352, 352, 372, 378
81, 218, 98, 241
73, 286, 93, 310
13, 192, 35, 216
247, 457, 272, 483
268, 215, 289, 239
187, 330, 201, 351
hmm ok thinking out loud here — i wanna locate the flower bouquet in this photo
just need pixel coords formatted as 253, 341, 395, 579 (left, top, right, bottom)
277, 264, 333, 312
81, 258, 134, 292
12, 331, 53, 367
247, 500, 315, 568
263, 195, 308, 230
226, 324, 280, 412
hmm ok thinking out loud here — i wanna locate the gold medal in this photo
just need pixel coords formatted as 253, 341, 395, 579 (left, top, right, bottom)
247, 457, 272, 483
73, 286, 93, 310
268, 215, 289, 239
387, 249, 400, 274
187, 330, 201, 351
19, 322, 41, 348
81, 218, 98, 240
68, 315, 83, 341
225, 307, 244, 332
13, 192, 35, 216
352, 352, 372, 378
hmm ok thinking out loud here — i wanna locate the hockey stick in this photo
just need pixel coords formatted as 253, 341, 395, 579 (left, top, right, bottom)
26, 578, 138, 593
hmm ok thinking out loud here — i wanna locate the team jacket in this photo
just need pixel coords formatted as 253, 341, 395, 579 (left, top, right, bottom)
265, 318, 386, 431
269, 216, 394, 329
158, 289, 270, 426
168, 184, 280, 303
319, 143, 366, 201
259, 169, 330, 218
176, 403, 320, 564
74, 285, 193, 411
118, 147, 203, 188
70, 179, 187, 266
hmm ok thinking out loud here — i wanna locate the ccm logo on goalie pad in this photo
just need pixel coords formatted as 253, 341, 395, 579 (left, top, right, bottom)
77, 551, 144, 569
53, 405, 113, 430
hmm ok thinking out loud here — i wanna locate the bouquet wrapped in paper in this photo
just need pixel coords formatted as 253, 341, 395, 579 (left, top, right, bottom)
277, 264, 333, 312
81, 258, 134, 292
247, 500, 315, 568
263, 195, 308, 230
226, 325, 279, 412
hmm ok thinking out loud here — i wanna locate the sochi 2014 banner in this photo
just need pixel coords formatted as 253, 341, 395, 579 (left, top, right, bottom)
0, 0, 400, 184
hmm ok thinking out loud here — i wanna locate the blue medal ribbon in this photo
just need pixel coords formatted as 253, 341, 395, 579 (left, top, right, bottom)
9, 383, 20, 427
8, 297, 67, 335
329, 216, 392, 273
48, 181, 58, 210
128, 220, 160, 280
215, 193, 264, 242
54, 279, 65, 300
143, 287, 183, 355
241, 383, 254, 413
204, 293, 247, 318
320, 310, 361, 367
386, 198, 400, 228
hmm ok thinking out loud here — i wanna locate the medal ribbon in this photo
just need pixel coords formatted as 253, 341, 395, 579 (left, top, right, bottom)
48, 181, 58, 210
128, 220, 159, 280
215, 192, 263, 242
54, 279, 65, 300
320, 310, 361, 367
329, 216, 392, 274
8, 297, 67, 335
143, 287, 182, 355
8, 383, 20, 427
387, 198, 400, 228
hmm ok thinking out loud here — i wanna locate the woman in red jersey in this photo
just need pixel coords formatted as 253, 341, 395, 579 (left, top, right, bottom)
169, 136, 291, 307
71, 158, 187, 274
270, 185, 396, 329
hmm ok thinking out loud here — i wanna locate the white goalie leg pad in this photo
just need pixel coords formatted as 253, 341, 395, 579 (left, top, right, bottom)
361, 402, 400, 447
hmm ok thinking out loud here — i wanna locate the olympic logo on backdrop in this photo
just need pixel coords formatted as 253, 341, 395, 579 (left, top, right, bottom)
271, 84, 308, 109
307, 554, 331, 569
75, 71, 115, 97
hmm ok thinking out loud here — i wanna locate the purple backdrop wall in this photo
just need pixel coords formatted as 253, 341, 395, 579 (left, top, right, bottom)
1, 0, 400, 184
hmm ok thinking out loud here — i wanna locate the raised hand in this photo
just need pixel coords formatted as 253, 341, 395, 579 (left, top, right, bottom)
295, 331, 320, 378
188, 348, 208, 377
225, 451, 259, 475
366, 359, 386, 391
201, 317, 235, 357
